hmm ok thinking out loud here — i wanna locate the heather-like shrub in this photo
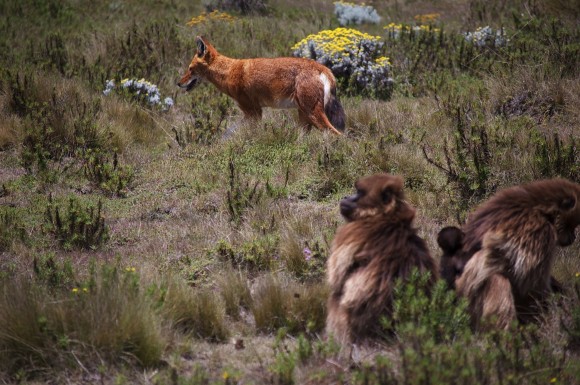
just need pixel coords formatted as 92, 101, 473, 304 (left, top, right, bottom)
384, 22, 441, 39
204, 0, 268, 15
186, 10, 236, 26
334, 1, 381, 26
103, 78, 174, 110
292, 28, 393, 99
464, 26, 508, 47
45, 195, 109, 250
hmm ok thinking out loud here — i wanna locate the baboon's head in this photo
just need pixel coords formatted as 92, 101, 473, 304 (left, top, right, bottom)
554, 183, 580, 247
339, 174, 414, 223
437, 226, 467, 289
521, 178, 580, 247
177, 36, 216, 91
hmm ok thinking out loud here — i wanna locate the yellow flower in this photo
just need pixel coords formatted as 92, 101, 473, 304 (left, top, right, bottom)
72, 288, 79, 293
187, 10, 235, 26
125, 267, 136, 273
414, 13, 441, 24
375, 56, 391, 66
575, 272, 580, 278
222, 371, 230, 380
82, 287, 89, 293
292, 28, 381, 56
550, 378, 557, 383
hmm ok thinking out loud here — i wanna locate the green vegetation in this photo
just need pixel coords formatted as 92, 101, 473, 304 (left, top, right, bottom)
0, 0, 578, 383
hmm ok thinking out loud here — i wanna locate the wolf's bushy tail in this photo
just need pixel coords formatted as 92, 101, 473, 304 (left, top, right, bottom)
325, 88, 346, 132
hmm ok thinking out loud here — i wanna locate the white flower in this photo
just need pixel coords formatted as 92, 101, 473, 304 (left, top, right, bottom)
334, 2, 381, 26
103, 79, 115, 95
148, 94, 160, 104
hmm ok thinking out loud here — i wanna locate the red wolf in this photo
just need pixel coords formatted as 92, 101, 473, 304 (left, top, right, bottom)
177, 36, 345, 135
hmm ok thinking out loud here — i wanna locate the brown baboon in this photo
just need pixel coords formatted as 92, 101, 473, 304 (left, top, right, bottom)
454, 178, 580, 329
326, 174, 438, 345
437, 226, 466, 289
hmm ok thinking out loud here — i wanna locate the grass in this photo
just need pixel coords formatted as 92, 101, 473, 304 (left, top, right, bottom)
0, 0, 579, 383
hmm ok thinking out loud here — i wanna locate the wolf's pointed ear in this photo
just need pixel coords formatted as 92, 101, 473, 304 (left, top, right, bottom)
195, 36, 206, 57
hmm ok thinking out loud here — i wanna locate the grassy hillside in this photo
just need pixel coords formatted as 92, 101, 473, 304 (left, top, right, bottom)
0, 0, 579, 383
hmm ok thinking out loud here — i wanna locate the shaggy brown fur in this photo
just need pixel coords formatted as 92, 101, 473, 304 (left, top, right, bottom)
454, 178, 580, 329
326, 174, 438, 345
437, 226, 465, 289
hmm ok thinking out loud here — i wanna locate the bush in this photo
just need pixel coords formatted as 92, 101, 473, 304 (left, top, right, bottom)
161, 280, 229, 342
0, 71, 109, 176
204, 0, 268, 15
103, 78, 174, 110
82, 149, 135, 197
88, 21, 183, 85
0, 262, 164, 377
292, 28, 393, 99
45, 195, 109, 250
0, 206, 27, 252
214, 236, 277, 273
251, 274, 327, 335
334, 1, 381, 26
186, 10, 237, 26
353, 272, 574, 385
564, 274, 580, 349
225, 156, 266, 225
533, 132, 579, 182
391, 271, 471, 343
217, 268, 253, 321
422, 97, 492, 215
463, 26, 508, 47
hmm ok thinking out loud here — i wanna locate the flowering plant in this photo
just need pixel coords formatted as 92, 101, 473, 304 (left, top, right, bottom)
463, 26, 508, 47
292, 28, 393, 99
103, 78, 174, 110
334, 1, 381, 26
384, 22, 441, 39
414, 13, 440, 24
186, 10, 236, 26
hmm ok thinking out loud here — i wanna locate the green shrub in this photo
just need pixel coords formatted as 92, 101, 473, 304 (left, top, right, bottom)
0, 206, 27, 252
205, 0, 269, 15
214, 236, 277, 272
564, 274, 580, 349
352, 271, 575, 385
217, 268, 253, 321
422, 96, 492, 214
0, 262, 164, 377
533, 132, 579, 182
45, 195, 108, 250
391, 271, 471, 343
251, 274, 327, 335
161, 280, 229, 342
32, 254, 75, 290
88, 21, 183, 86
0, 72, 105, 173
173, 89, 232, 147
82, 149, 135, 197
225, 155, 266, 225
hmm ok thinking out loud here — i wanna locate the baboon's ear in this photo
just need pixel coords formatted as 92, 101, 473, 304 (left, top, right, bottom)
196, 36, 207, 57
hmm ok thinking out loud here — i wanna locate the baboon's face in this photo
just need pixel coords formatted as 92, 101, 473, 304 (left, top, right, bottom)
555, 192, 580, 246
177, 36, 211, 91
340, 174, 404, 222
